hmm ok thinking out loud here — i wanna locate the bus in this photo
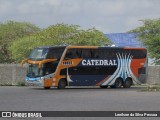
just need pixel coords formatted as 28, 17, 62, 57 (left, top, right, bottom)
21, 46, 148, 89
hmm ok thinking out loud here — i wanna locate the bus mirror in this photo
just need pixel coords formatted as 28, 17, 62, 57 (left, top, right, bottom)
20, 59, 29, 67
38, 58, 58, 68
39, 63, 43, 68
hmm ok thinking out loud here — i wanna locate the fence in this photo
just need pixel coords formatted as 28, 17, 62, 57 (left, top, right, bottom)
0, 64, 160, 85
0, 64, 26, 85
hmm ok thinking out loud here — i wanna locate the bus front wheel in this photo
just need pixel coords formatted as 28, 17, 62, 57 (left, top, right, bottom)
123, 78, 132, 88
100, 85, 108, 89
58, 79, 67, 89
44, 87, 51, 89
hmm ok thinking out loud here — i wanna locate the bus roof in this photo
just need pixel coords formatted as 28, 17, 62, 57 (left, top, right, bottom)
36, 46, 67, 49
66, 46, 147, 50
35, 45, 147, 50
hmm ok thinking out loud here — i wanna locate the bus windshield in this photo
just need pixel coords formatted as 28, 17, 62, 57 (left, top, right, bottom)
27, 64, 43, 78
29, 48, 48, 60
27, 47, 66, 78
27, 62, 59, 78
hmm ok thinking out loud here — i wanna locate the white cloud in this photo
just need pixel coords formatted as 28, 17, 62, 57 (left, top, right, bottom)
0, 0, 160, 33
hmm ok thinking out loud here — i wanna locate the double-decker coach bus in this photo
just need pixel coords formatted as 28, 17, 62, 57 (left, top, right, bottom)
21, 46, 148, 89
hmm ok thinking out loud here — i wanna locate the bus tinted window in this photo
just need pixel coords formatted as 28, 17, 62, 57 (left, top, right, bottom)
64, 48, 146, 59
47, 48, 65, 59
43, 62, 58, 75
65, 49, 92, 59
130, 50, 147, 59
91, 49, 117, 59
81, 49, 91, 58
65, 49, 80, 59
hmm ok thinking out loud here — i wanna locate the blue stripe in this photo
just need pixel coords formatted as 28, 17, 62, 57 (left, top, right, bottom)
26, 76, 41, 81
106, 54, 121, 85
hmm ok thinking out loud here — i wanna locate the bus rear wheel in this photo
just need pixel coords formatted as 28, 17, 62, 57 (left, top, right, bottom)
111, 78, 123, 88
123, 78, 132, 88
58, 79, 67, 89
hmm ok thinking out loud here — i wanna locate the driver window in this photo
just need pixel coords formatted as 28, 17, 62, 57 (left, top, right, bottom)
44, 62, 57, 75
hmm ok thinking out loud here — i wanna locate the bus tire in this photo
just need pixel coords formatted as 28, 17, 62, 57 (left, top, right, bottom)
111, 78, 123, 88
44, 87, 50, 89
100, 85, 108, 89
123, 78, 132, 88
58, 79, 67, 89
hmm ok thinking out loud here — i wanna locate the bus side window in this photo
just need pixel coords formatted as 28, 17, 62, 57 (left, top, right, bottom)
76, 49, 82, 58
47, 48, 65, 59
65, 50, 72, 60
108, 49, 115, 59
81, 49, 91, 58
130, 50, 147, 59
65, 49, 81, 60
44, 62, 57, 75
97, 49, 104, 59
91, 49, 99, 59
47, 49, 54, 59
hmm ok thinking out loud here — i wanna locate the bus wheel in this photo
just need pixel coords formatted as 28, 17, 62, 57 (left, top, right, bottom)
100, 85, 108, 89
112, 78, 123, 88
44, 87, 50, 89
123, 78, 132, 88
58, 79, 67, 89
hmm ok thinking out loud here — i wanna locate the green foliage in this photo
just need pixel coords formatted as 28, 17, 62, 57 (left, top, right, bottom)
141, 85, 160, 92
0, 21, 41, 63
130, 18, 160, 64
10, 23, 111, 62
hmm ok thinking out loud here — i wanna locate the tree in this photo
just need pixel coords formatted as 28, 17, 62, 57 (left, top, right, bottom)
10, 23, 111, 62
0, 21, 40, 63
130, 18, 160, 64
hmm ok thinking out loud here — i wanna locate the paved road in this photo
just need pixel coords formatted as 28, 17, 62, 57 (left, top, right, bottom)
0, 86, 160, 120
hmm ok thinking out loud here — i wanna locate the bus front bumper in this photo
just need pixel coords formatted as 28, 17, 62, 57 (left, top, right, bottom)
25, 77, 44, 86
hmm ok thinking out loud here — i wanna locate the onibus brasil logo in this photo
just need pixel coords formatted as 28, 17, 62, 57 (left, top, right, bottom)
1, 112, 42, 118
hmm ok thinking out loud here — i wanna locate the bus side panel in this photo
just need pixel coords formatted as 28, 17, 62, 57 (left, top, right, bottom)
59, 59, 117, 86
130, 58, 147, 77
133, 58, 148, 84
69, 75, 108, 86
125, 48, 148, 84
54, 58, 83, 86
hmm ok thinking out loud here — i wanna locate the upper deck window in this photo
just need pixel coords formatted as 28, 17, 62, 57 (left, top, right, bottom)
29, 48, 48, 60
47, 48, 65, 59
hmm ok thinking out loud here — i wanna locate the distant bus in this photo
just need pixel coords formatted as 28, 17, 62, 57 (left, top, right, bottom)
21, 46, 148, 89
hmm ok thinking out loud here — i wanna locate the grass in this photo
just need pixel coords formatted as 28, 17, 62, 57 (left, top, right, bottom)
140, 84, 160, 92
0, 83, 13, 86
0, 81, 26, 86
16, 81, 26, 86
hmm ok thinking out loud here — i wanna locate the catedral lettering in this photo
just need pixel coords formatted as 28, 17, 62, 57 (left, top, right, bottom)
82, 59, 117, 66
21, 46, 148, 89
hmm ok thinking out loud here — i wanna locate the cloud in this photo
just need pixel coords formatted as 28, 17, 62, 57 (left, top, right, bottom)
0, 0, 160, 33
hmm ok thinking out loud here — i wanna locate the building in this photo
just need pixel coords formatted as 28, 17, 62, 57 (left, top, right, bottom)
105, 33, 144, 47
105, 33, 155, 65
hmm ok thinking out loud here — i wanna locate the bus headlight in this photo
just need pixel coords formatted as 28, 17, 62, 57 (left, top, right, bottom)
40, 77, 44, 80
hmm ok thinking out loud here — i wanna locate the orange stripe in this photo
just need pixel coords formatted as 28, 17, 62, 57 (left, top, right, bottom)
96, 76, 110, 86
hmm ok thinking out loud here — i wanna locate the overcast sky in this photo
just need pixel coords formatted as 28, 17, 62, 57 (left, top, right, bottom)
0, 0, 160, 33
